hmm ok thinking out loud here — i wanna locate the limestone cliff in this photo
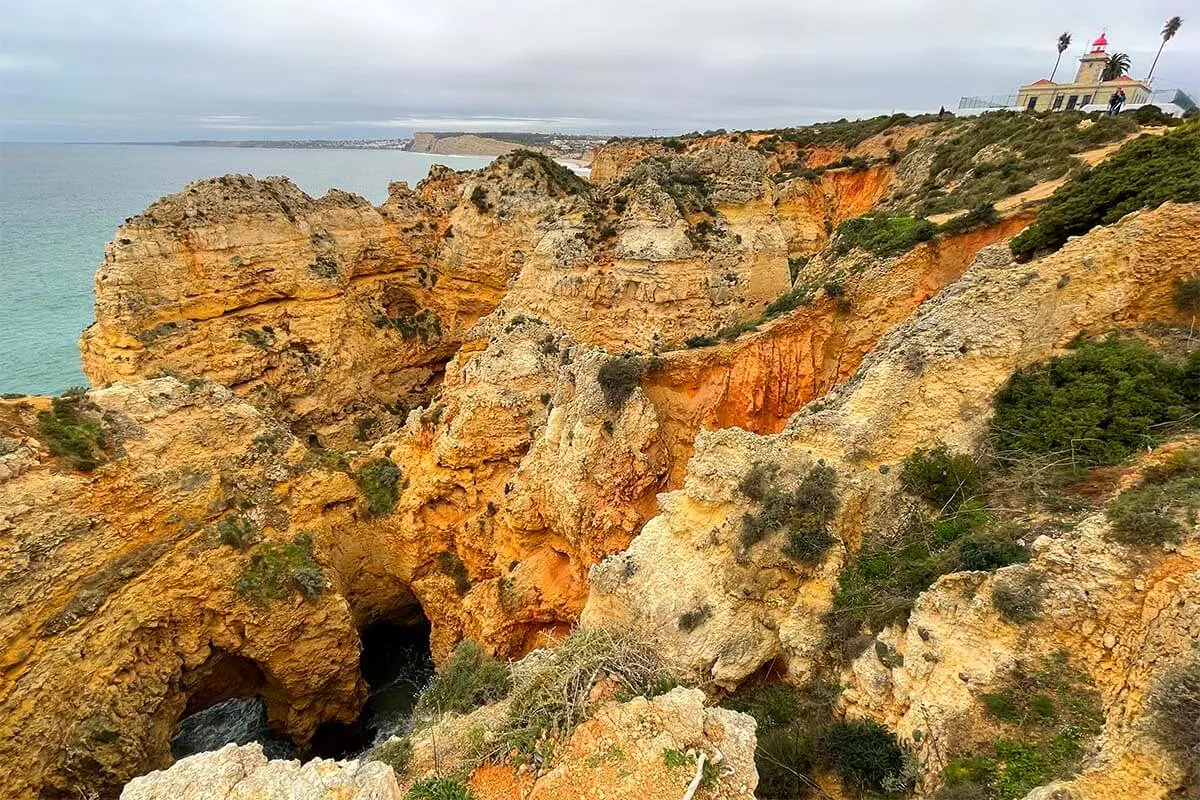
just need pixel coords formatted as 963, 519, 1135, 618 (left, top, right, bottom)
2, 115, 1196, 800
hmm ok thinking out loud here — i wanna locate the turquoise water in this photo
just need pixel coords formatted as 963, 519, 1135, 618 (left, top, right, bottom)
0, 145, 493, 396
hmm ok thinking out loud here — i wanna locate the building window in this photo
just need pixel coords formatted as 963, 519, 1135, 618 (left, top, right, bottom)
1082, 94, 1093, 106
1027, 96, 1038, 110
1052, 94, 1064, 110
1067, 95, 1079, 109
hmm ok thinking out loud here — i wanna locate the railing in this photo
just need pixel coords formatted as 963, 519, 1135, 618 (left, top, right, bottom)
1150, 88, 1196, 110
958, 94, 1019, 110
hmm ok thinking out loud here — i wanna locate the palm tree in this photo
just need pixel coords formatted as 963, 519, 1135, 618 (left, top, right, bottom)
1101, 52, 1131, 82
1050, 32, 1072, 81
1147, 16, 1183, 83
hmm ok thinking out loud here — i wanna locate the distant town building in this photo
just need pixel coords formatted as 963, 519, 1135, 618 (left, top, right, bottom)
1017, 34, 1151, 112
959, 31, 1195, 116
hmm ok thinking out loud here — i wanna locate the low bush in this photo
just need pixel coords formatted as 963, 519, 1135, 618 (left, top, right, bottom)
936, 203, 1000, 236
990, 570, 1045, 623
828, 484, 1027, 641
372, 309, 443, 343
597, 356, 656, 408
217, 515, 256, 549
435, 551, 473, 594
762, 283, 817, 320
469, 185, 492, 214
36, 393, 108, 471
832, 213, 937, 258
826, 720, 908, 793
413, 640, 511, 722
988, 336, 1196, 467
900, 445, 986, 511
739, 463, 840, 565
1144, 653, 1200, 786
234, 532, 324, 605
406, 777, 474, 800
1106, 447, 1200, 546
937, 653, 1102, 800
356, 457, 402, 517
491, 627, 676, 764
1174, 278, 1200, 316
726, 679, 910, 797
368, 737, 413, 776
502, 150, 589, 198
1010, 123, 1200, 260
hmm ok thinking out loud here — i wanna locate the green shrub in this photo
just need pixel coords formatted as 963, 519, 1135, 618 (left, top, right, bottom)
469, 185, 492, 214
900, 445, 986, 511
490, 627, 676, 764
406, 777, 474, 800
234, 532, 324, 605
937, 653, 1102, 800
990, 570, 1045, 623
763, 283, 817, 320
662, 748, 718, 789
1144, 654, 1200, 786
685, 333, 719, 348
936, 204, 999, 236
369, 737, 413, 776
1106, 449, 1199, 546
988, 337, 1195, 467
597, 356, 656, 408
677, 604, 712, 632
1174, 278, 1200, 315
356, 457, 401, 517
829, 497, 1026, 640
1010, 124, 1200, 260
721, 683, 806, 731
826, 719, 908, 793
739, 463, 840, 565
36, 393, 108, 471
832, 213, 936, 258
217, 516, 256, 549
435, 551, 472, 594
372, 309, 443, 343
413, 640, 511, 722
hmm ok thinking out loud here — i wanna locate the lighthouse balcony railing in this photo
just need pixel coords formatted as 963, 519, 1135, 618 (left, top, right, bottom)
958, 94, 1019, 110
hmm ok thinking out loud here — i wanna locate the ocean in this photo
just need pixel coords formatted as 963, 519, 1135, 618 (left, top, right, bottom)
0, 144, 494, 397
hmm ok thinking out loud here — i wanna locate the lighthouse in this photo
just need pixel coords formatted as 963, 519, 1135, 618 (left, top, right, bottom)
1075, 33, 1111, 84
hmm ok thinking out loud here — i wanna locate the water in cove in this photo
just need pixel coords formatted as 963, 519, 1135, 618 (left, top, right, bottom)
170, 620, 435, 760
0, 144, 493, 397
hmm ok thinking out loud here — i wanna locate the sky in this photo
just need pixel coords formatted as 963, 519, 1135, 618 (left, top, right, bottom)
1, 0, 1195, 141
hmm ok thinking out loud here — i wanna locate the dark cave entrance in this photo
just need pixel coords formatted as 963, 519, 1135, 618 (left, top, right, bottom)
309, 616, 435, 758
170, 649, 296, 760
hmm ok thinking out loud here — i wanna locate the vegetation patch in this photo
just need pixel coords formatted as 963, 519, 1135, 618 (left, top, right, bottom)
1144, 652, 1200, 789
36, 391, 109, 471
827, 446, 1028, 648
1010, 122, 1200, 260
597, 355, 659, 409
502, 150, 590, 198
662, 748, 719, 789
406, 777, 474, 800
988, 336, 1197, 468
356, 457, 402, 517
488, 627, 676, 765
237, 326, 276, 349
413, 640, 511, 723
435, 551, 473, 594
371, 309, 443, 344
739, 462, 840, 565
915, 110, 1139, 217
234, 531, 324, 605
936, 653, 1103, 800
217, 515, 257, 549
724, 680, 912, 798
1106, 447, 1200, 546
369, 736, 413, 777
832, 213, 937, 258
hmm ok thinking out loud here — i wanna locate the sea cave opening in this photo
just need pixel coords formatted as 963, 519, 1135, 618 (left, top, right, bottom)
310, 615, 435, 759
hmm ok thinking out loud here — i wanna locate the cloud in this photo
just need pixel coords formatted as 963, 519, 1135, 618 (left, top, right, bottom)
1, 0, 1196, 140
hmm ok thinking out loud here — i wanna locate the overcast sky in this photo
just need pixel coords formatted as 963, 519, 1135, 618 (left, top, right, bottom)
1, 0, 1195, 141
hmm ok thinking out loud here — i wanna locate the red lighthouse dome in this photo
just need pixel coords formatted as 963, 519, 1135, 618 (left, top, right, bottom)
1090, 33, 1109, 53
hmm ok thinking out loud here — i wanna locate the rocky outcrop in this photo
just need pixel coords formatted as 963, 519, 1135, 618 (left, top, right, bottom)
582, 202, 1200, 687
0, 381, 367, 798
79, 160, 576, 443
120, 743, 401, 800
